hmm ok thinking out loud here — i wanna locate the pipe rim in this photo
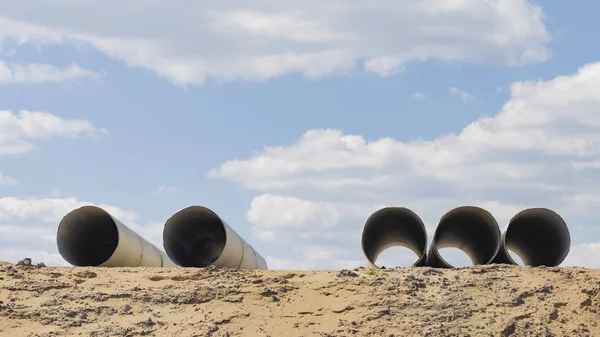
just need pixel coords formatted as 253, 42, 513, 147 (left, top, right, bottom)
429, 205, 501, 268
361, 207, 428, 268
505, 207, 570, 266
56, 205, 120, 266
163, 205, 228, 267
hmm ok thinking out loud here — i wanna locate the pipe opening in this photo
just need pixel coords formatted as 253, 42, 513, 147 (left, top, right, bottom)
56, 206, 119, 266
428, 206, 500, 268
507, 249, 525, 266
504, 208, 570, 267
163, 206, 227, 267
437, 247, 473, 268
361, 207, 427, 268
375, 246, 424, 268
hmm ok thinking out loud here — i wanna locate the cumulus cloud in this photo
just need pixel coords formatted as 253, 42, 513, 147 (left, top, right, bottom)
153, 184, 177, 196
0, 248, 68, 266
0, 0, 550, 85
0, 173, 18, 186
0, 110, 106, 156
0, 197, 134, 223
209, 61, 600, 268
247, 194, 341, 230
411, 92, 427, 101
449, 86, 477, 103
562, 242, 600, 268
247, 194, 367, 242
0, 60, 102, 84
266, 245, 362, 270
210, 62, 600, 197
0, 196, 165, 266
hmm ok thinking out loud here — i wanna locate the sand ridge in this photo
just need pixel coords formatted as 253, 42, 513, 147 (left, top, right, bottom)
0, 261, 599, 336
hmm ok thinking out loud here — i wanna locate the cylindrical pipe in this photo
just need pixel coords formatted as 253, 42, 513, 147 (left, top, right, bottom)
57, 206, 176, 267
162, 206, 267, 269
491, 208, 570, 267
361, 207, 428, 269
427, 206, 501, 268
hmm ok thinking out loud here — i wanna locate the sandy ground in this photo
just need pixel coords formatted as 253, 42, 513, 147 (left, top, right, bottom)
0, 261, 599, 337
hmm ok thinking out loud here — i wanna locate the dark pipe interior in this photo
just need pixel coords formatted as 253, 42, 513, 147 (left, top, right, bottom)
504, 208, 570, 267
428, 206, 500, 267
163, 206, 227, 267
361, 207, 428, 267
56, 206, 119, 266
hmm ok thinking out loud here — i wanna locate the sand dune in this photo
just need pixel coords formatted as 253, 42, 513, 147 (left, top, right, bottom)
1, 261, 599, 336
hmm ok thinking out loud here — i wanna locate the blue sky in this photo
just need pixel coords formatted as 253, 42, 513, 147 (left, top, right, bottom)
1, 0, 600, 269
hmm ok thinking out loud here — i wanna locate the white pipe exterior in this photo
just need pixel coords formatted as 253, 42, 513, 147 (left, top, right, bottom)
162, 205, 268, 270
57, 206, 176, 268
104, 214, 176, 268
212, 219, 268, 269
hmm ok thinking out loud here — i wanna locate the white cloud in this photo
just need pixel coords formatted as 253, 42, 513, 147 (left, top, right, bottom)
562, 242, 600, 268
0, 196, 166, 266
266, 245, 362, 270
247, 194, 340, 230
449, 86, 476, 103
265, 256, 308, 270
210, 62, 600, 194
153, 184, 177, 196
213, 10, 349, 43
0, 248, 68, 266
0, 225, 56, 244
0, 0, 550, 85
0, 110, 106, 156
0, 59, 102, 84
0, 172, 18, 186
411, 92, 427, 101
49, 189, 63, 197
364, 56, 405, 77
209, 61, 600, 268
0, 196, 135, 223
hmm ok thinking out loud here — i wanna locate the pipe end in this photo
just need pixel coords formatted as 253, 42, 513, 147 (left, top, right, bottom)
361, 207, 428, 268
163, 206, 227, 267
505, 208, 570, 267
428, 206, 501, 268
56, 206, 119, 266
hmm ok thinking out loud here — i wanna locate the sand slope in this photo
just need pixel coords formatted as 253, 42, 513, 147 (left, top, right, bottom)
0, 261, 599, 336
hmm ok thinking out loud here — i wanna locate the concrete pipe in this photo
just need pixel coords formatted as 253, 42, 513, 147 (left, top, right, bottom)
162, 206, 267, 269
491, 208, 570, 267
57, 206, 176, 267
427, 206, 501, 268
361, 207, 428, 269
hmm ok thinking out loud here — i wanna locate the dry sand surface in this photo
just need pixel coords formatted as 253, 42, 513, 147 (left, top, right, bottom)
0, 261, 599, 337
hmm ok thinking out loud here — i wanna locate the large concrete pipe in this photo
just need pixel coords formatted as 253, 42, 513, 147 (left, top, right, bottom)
491, 208, 570, 267
361, 207, 428, 269
162, 206, 268, 269
427, 206, 501, 268
57, 206, 176, 267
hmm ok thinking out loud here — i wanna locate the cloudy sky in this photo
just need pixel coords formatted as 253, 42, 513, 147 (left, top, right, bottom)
1, 0, 600, 269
